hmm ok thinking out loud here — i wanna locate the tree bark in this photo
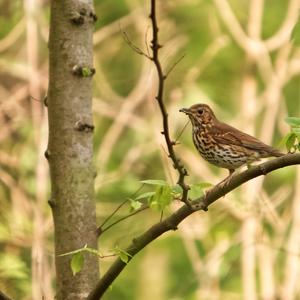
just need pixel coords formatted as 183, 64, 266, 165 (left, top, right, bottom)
47, 0, 99, 299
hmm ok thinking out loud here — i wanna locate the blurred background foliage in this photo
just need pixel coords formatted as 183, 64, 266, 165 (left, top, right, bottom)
0, 0, 300, 299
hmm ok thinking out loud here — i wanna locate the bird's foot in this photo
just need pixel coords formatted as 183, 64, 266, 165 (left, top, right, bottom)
217, 178, 231, 189
217, 170, 235, 189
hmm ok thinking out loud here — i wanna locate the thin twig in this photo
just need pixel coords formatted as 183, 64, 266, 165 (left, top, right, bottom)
100, 205, 149, 235
121, 26, 152, 59
30, 95, 42, 102
160, 144, 175, 185
145, 25, 151, 57
97, 185, 145, 235
97, 199, 129, 233
0, 290, 13, 300
165, 54, 186, 78
30, 95, 48, 106
99, 254, 117, 259
175, 120, 190, 144
149, 0, 190, 206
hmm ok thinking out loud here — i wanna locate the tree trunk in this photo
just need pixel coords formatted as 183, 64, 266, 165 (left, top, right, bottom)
47, 0, 99, 299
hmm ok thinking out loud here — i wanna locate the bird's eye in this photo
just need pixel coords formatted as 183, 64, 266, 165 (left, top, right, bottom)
198, 109, 204, 115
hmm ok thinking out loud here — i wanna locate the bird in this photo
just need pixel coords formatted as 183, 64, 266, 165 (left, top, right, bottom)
179, 103, 284, 184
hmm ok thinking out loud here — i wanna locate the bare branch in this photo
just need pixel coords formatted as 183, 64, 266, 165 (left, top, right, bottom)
265, 0, 300, 51
165, 54, 185, 78
97, 199, 129, 233
149, 0, 190, 206
213, 0, 260, 54
121, 28, 152, 59
97, 185, 145, 236
0, 290, 13, 300
93, 8, 142, 45
144, 25, 151, 57
98, 205, 149, 236
0, 18, 25, 53
0, 291, 12, 300
174, 120, 190, 144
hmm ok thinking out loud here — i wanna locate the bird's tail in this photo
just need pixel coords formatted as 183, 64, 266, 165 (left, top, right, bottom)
256, 144, 285, 158
269, 148, 285, 157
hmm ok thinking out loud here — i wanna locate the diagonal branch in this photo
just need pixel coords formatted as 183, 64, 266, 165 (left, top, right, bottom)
265, 0, 300, 51
0, 290, 13, 300
87, 153, 300, 299
121, 29, 152, 59
97, 205, 149, 236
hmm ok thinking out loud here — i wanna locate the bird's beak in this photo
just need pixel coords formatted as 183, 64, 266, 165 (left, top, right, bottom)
179, 108, 190, 115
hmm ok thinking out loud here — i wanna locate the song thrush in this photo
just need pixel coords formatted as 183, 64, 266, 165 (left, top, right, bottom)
180, 103, 284, 182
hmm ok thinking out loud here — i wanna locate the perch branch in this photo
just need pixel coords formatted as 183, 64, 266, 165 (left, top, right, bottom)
87, 153, 300, 299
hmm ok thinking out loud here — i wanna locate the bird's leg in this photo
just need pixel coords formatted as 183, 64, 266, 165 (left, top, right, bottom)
218, 169, 235, 188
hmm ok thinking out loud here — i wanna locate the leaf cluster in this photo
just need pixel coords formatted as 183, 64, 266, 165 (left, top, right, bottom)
282, 117, 300, 152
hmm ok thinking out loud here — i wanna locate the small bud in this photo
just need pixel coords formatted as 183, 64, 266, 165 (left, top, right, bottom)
44, 149, 50, 160
70, 12, 85, 25
89, 11, 98, 22
74, 121, 94, 132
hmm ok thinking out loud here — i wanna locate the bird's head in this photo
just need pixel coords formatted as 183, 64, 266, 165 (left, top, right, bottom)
179, 103, 217, 126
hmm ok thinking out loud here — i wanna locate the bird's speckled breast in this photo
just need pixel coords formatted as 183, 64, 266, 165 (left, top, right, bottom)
192, 125, 256, 170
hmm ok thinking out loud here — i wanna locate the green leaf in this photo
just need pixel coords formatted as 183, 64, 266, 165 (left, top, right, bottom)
82, 67, 92, 77
135, 191, 156, 200
114, 246, 132, 264
149, 185, 172, 211
189, 183, 207, 200
285, 117, 300, 127
195, 182, 213, 189
292, 127, 300, 134
279, 132, 295, 147
141, 179, 168, 186
119, 252, 129, 263
71, 252, 84, 276
129, 199, 142, 210
285, 132, 297, 152
171, 184, 183, 194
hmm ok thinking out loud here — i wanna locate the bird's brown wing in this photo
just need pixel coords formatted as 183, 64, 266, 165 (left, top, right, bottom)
212, 122, 284, 157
